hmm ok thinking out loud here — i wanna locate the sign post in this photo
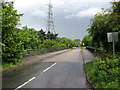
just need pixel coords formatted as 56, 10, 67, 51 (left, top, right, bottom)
107, 32, 118, 55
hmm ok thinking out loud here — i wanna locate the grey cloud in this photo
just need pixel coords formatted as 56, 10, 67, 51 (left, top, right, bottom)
15, 0, 111, 40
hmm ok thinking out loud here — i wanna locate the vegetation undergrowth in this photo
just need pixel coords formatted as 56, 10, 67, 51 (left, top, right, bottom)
80, 47, 86, 49
1, 61, 23, 71
86, 54, 120, 88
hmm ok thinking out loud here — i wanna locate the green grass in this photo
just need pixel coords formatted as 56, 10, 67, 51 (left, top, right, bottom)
0, 64, 2, 71
86, 61, 95, 86
86, 61, 93, 77
80, 46, 86, 49
1, 61, 23, 71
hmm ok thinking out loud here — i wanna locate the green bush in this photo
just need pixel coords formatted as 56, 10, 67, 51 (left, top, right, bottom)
40, 39, 56, 49
86, 54, 120, 88
52, 43, 67, 49
39, 37, 77, 50
2, 33, 24, 64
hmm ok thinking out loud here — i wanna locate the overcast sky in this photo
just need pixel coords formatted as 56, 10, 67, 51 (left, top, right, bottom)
13, 0, 113, 40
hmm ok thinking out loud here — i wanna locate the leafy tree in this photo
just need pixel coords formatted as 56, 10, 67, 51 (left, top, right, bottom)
40, 39, 56, 49
38, 29, 46, 42
46, 31, 58, 40
112, 1, 120, 31
74, 39, 81, 47
87, 1, 120, 52
82, 35, 92, 46
2, 31, 24, 63
61, 37, 76, 48
2, 2, 24, 63
40, 37, 76, 49
111, 1, 120, 52
74, 39, 81, 42
0, 3, 2, 61
2, 2, 21, 36
20, 26, 40, 50
52, 43, 67, 49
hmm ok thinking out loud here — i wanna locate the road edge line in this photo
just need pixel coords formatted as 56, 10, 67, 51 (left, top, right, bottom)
81, 49, 94, 90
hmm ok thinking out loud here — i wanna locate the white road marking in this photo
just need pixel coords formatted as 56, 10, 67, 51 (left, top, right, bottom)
43, 63, 56, 72
14, 77, 36, 90
14, 63, 56, 90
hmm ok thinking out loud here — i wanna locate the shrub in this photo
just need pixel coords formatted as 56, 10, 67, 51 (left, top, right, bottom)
2, 33, 24, 64
86, 54, 120, 88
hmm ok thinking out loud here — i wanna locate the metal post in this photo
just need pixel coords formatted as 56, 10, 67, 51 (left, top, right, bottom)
112, 32, 115, 55
107, 32, 118, 55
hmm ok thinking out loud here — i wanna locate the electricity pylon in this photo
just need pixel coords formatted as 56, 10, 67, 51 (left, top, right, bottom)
46, 0, 56, 34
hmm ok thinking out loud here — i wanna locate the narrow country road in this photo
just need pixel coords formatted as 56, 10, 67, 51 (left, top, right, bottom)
2, 48, 95, 89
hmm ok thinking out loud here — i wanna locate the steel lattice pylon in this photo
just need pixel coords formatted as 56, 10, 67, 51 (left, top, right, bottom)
46, 0, 56, 34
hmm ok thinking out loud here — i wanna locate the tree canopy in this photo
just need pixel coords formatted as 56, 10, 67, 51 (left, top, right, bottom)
84, 1, 120, 53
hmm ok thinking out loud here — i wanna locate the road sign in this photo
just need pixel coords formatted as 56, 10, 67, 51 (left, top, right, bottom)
107, 32, 118, 55
107, 32, 118, 42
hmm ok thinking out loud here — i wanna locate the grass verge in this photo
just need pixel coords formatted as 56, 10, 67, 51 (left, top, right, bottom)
80, 47, 86, 49
1, 61, 23, 71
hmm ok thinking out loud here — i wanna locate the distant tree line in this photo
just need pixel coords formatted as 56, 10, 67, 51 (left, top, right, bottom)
1, 2, 76, 64
82, 1, 120, 53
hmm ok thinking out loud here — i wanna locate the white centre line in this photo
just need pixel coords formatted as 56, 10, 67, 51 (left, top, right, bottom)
14, 77, 36, 90
43, 63, 56, 72
14, 63, 56, 90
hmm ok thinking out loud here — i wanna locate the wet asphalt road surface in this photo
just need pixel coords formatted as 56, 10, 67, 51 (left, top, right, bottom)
2, 48, 94, 89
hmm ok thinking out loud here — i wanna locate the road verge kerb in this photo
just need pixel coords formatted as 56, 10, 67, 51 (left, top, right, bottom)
81, 49, 94, 89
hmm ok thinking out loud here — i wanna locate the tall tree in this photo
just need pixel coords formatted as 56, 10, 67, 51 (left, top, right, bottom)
2, 2, 23, 63
46, 31, 58, 40
38, 29, 46, 42
82, 35, 92, 46
2, 2, 20, 36
87, 1, 120, 52
20, 26, 40, 49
